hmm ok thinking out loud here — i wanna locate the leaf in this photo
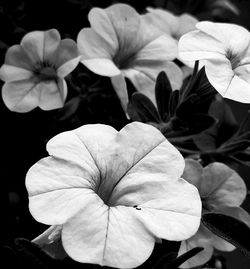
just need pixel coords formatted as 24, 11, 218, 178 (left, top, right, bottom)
202, 213, 250, 258
129, 92, 161, 123
169, 90, 180, 117
236, 111, 250, 135
155, 71, 172, 121
153, 247, 203, 269
218, 140, 250, 155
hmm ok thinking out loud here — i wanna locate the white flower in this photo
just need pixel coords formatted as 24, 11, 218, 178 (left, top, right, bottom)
178, 21, 250, 103
0, 29, 80, 112
26, 122, 201, 268
77, 4, 183, 112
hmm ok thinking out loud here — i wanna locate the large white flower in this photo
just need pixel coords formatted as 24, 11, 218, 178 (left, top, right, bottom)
26, 122, 201, 269
77, 4, 183, 111
179, 159, 250, 268
178, 21, 250, 103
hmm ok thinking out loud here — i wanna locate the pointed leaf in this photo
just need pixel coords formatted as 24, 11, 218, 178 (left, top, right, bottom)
169, 90, 180, 117
130, 92, 161, 123
155, 71, 172, 121
202, 213, 250, 258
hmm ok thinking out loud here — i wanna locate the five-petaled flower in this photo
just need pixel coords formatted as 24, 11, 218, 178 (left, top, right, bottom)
26, 122, 201, 268
0, 29, 80, 112
77, 4, 183, 112
179, 159, 250, 268
178, 21, 250, 103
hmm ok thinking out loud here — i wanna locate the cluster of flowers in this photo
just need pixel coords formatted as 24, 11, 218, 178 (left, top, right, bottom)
1, 3, 250, 269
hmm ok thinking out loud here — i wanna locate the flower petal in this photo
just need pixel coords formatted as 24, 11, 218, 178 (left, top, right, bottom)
38, 79, 66, 110
124, 61, 183, 104
26, 155, 101, 224
202, 163, 247, 208
111, 74, 129, 113
21, 29, 61, 64
111, 176, 201, 241
57, 56, 81, 78
196, 21, 250, 57
88, 7, 118, 53
53, 39, 79, 69
0, 64, 32, 82
222, 70, 250, 103
2, 79, 40, 112
78, 29, 120, 76
182, 159, 203, 189
135, 34, 178, 61
179, 227, 214, 268
4, 44, 34, 70
62, 205, 155, 268
178, 30, 225, 61
104, 4, 141, 54
77, 28, 114, 60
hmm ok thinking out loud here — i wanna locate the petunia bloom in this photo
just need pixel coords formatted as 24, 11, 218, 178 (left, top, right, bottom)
26, 122, 201, 268
179, 159, 250, 268
145, 7, 198, 41
77, 4, 183, 112
0, 29, 80, 112
178, 21, 250, 103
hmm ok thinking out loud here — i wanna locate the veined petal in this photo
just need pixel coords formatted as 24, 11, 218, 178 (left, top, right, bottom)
53, 39, 79, 69
27, 157, 101, 224
4, 44, 34, 70
196, 21, 250, 57
202, 163, 247, 208
178, 30, 226, 62
0, 64, 32, 82
111, 74, 129, 113
21, 29, 61, 64
77, 28, 115, 60
202, 57, 234, 96
38, 79, 66, 110
104, 4, 142, 54
88, 7, 118, 53
135, 34, 178, 61
223, 71, 250, 103
62, 205, 154, 268
78, 28, 120, 76
2, 79, 40, 112
111, 176, 201, 241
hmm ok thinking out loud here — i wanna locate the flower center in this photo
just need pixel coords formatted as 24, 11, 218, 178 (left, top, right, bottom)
226, 50, 239, 70
33, 62, 58, 81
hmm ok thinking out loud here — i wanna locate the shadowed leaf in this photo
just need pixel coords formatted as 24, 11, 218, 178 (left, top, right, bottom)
202, 213, 250, 258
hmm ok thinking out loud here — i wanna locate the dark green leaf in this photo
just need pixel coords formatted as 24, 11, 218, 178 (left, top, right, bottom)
155, 71, 172, 121
218, 140, 250, 155
202, 213, 250, 258
129, 93, 161, 123
236, 111, 250, 135
153, 247, 203, 269
169, 90, 180, 117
